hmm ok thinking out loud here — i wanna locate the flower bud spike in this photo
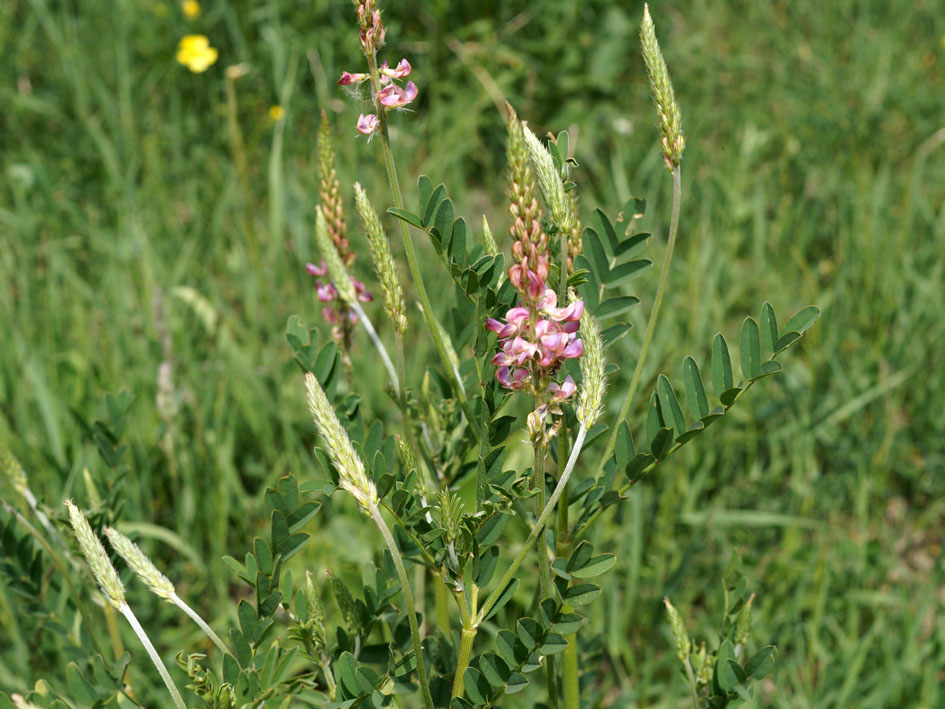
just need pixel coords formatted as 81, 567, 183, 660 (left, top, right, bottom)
575, 290, 606, 427
104, 527, 175, 602
522, 123, 574, 237
65, 500, 125, 610
354, 182, 407, 336
305, 372, 378, 512
663, 596, 691, 664
641, 4, 685, 171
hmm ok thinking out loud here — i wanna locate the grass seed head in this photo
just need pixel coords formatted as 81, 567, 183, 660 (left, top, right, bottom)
663, 596, 691, 663
315, 207, 358, 306
104, 527, 176, 602
65, 500, 126, 610
575, 291, 606, 427
354, 182, 407, 336
641, 4, 685, 170
304, 372, 378, 511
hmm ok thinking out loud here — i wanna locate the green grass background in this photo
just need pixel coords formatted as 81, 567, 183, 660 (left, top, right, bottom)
2, 0, 944, 706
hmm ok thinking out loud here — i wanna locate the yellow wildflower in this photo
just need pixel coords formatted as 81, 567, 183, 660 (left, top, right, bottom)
176, 35, 218, 73
269, 105, 285, 121
182, 0, 200, 19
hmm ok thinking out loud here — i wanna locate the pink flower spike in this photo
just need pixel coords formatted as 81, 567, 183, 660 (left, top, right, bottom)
527, 271, 544, 300
381, 58, 412, 78
306, 261, 328, 277
357, 113, 380, 135
321, 306, 338, 324
338, 71, 369, 85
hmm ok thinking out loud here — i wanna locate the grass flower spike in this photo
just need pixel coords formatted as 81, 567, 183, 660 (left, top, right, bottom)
176, 34, 218, 73
65, 501, 125, 609
355, 182, 407, 336
522, 122, 574, 236
641, 4, 685, 170
305, 372, 378, 511
103, 527, 174, 601
576, 291, 606, 427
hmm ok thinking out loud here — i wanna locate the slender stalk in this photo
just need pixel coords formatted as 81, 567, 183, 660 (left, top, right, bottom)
684, 658, 700, 709
319, 659, 337, 700
349, 300, 399, 391
597, 167, 682, 471
555, 429, 579, 709
119, 603, 186, 709
364, 51, 476, 432
534, 440, 559, 708
478, 425, 588, 624
368, 505, 435, 709
170, 593, 229, 655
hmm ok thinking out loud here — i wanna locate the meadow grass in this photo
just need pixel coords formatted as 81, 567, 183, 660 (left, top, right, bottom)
1, 0, 943, 705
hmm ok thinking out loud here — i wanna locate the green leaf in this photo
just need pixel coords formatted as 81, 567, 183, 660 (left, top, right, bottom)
601, 322, 632, 346
781, 305, 821, 336
566, 541, 593, 573
614, 421, 634, 470
434, 199, 454, 241
451, 218, 468, 267
516, 618, 543, 648
744, 645, 777, 679
538, 633, 568, 655
657, 374, 687, 435
422, 184, 447, 226
592, 208, 619, 256
614, 232, 650, 262
478, 653, 511, 687
552, 613, 585, 635
605, 259, 652, 287
650, 427, 674, 459
564, 583, 601, 606
646, 392, 664, 441
740, 317, 761, 380
336, 652, 362, 697
476, 513, 508, 546
486, 579, 519, 619
505, 673, 528, 694
597, 295, 640, 320
712, 333, 733, 394
418, 175, 433, 215
760, 302, 778, 355
721, 386, 742, 407
716, 640, 739, 691
683, 356, 710, 419
583, 229, 611, 280
387, 207, 423, 230
496, 629, 529, 666
464, 667, 491, 705
570, 553, 616, 579
65, 663, 97, 705
751, 360, 783, 381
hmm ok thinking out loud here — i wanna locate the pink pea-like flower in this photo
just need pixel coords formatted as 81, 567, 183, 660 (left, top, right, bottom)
377, 81, 418, 108
338, 71, 369, 86
357, 113, 380, 135
317, 283, 338, 302
380, 58, 412, 78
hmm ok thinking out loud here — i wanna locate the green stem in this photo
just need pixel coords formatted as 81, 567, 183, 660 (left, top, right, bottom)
534, 440, 559, 708
451, 627, 477, 699
478, 425, 588, 624
170, 593, 229, 656
350, 300, 399, 390
684, 657, 700, 709
555, 430, 579, 709
364, 51, 476, 433
368, 505, 435, 709
119, 603, 186, 709
597, 167, 682, 472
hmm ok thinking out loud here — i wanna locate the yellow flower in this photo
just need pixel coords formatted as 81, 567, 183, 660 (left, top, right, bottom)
182, 0, 200, 19
176, 35, 218, 73
269, 105, 285, 121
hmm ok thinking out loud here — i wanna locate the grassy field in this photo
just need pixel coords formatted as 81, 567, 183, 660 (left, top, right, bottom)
2, 0, 944, 706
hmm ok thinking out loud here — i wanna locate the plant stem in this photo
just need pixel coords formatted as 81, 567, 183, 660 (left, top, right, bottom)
350, 300, 399, 391
119, 603, 186, 709
597, 167, 682, 472
451, 627, 477, 699
684, 657, 700, 709
555, 429, 580, 709
170, 593, 229, 656
534, 440, 559, 708
364, 51, 476, 432
478, 425, 588, 624
368, 505, 435, 709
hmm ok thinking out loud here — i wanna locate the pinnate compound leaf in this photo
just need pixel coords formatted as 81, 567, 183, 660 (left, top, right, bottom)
760, 301, 778, 355
781, 305, 821, 336
657, 374, 687, 435
715, 640, 739, 691
387, 207, 423, 230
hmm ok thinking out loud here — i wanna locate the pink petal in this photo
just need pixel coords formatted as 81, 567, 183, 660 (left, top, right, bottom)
306, 261, 328, 276
548, 375, 577, 402
402, 81, 418, 103
357, 113, 379, 135
562, 338, 584, 359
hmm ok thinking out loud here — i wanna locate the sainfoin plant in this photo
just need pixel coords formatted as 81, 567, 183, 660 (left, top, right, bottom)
0, 3, 822, 708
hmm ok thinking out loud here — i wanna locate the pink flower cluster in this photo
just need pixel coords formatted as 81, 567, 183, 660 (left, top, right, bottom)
306, 261, 372, 325
485, 286, 584, 401
338, 58, 418, 136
